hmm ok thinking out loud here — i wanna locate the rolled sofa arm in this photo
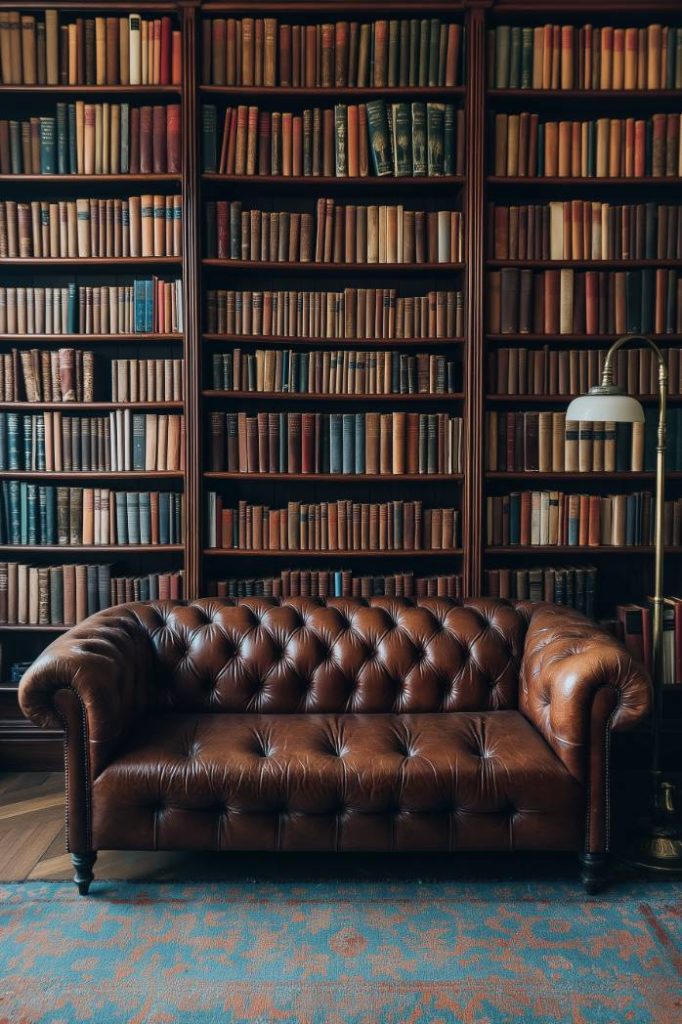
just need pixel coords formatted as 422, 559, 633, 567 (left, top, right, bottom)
19, 605, 157, 777
518, 602, 652, 784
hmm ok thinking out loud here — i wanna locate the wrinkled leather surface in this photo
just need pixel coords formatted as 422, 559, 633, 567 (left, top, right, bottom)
92, 711, 583, 852
18, 597, 652, 856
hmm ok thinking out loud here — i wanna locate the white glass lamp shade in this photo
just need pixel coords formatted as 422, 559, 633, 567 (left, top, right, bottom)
566, 389, 645, 424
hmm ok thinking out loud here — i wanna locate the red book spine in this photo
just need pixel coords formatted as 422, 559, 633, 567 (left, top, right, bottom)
139, 106, 153, 174
166, 104, 181, 173
152, 104, 168, 173
160, 16, 171, 85
301, 413, 315, 473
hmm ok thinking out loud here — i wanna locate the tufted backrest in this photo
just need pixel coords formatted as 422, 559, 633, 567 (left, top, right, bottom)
112, 597, 530, 714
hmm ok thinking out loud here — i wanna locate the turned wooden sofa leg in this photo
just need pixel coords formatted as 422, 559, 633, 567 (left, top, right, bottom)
579, 853, 609, 894
72, 853, 97, 896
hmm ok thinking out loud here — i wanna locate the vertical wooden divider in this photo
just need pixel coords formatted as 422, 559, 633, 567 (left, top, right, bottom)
180, 0, 202, 599
463, 0, 489, 598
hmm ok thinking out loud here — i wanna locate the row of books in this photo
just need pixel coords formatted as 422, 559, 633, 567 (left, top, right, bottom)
486, 410, 682, 473
1, 348, 94, 404
205, 199, 464, 265
205, 288, 464, 341
490, 23, 682, 92
484, 565, 596, 618
488, 202, 682, 262
0, 196, 184, 260
490, 346, 682, 399
0, 103, 181, 176
0, 562, 183, 626
0, 483, 183, 547
202, 101, 463, 178
485, 491, 679, 548
488, 269, 682, 336
208, 350, 459, 397
211, 572, 464, 601
493, 113, 682, 179
0, 12, 181, 86
0, 280, 184, 336
0, 411, 185, 473
208, 411, 463, 476
206, 496, 460, 552
111, 359, 184, 404
201, 16, 463, 88
617, 601, 680, 685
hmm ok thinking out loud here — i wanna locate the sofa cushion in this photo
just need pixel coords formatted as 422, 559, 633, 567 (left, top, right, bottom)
92, 710, 583, 852
124, 597, 529, 715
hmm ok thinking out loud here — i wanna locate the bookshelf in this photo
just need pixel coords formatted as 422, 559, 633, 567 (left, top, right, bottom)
0, 0, 681, 769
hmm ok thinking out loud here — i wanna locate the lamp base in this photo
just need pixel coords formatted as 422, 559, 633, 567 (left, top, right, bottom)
622, 776, 682, 876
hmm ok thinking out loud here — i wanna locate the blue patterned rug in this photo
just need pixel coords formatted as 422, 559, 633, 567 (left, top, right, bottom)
0, 880, 680, 1023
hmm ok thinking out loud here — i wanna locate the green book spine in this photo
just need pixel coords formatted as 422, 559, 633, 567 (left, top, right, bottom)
67, 282, 77, 333
521, 27, 533, 88
21, 480, 29, 544
426, 102, 445, 176
509, 26, 521, 88
67, 103, 77, 174
427, 18, 440, 87
49, 566, 63, 625
676, 29, 682, 90
411, 102, 427, 176
86, 564, 98, 616
443, 103, 456, 175
334, 103, 348, 176
56, 103, 67, 175
97, 564, 111, 611
391, 103, 413, 176
56, 486, 69, 544
126, 492, 140, 545
408, 19, 419, 87
158, 492, 169, 544
495, 26, 511, 88
8, 479, 20, 544
9, 121, 22, 174
418, 19, 429, 87
39, 117, 56, 174
365, 98, 393, 176
139, 491, 151, 545
132, 416, 145, 470
202, 104, 217, 173
0, 413, 6, 471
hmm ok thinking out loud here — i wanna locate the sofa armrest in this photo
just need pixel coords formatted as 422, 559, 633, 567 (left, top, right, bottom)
19, 606, 157, 777
518, 603, 652, 784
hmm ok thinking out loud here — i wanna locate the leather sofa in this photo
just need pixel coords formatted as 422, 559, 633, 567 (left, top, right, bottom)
18, 597, 651, 894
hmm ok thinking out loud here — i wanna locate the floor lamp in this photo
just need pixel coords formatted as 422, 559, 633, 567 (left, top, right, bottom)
566, 333, 682, 874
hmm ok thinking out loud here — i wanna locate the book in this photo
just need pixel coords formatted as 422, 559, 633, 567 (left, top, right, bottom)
211, 570, 463, 600
485, 564, 597, 617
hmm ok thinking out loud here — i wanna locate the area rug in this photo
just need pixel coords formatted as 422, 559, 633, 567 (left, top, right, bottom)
0, 880, 680, 1024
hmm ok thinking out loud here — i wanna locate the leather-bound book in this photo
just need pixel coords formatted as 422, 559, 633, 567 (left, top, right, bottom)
151, 105, 167, 173
138, 105, 152, 173
167, 104, 181, 173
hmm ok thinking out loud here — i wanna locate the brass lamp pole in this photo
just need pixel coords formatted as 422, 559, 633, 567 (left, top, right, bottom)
567, 333, 682, 873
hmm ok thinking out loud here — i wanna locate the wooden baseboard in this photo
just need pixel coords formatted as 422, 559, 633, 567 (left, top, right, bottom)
0, 719, 63, 771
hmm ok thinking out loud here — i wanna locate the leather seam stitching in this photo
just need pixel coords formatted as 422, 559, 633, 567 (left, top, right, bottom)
53, 686, 92, 852
584, 686, 618, 854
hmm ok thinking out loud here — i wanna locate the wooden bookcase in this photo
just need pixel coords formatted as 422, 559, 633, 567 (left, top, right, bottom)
0, 0, 680, 768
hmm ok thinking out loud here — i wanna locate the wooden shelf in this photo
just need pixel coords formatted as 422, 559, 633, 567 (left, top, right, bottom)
0, 257, 182, 267
0, 174, 182, 184
0, 471, 184, 480
486, 394, 681, 404
487, 176, 682, 188
200, 85, 465, 99
0, 84, 181, 95
202, 334, 465, 348
488, 88, 682, 103
0, 401, 184, 411
486, 334, 682, 346
203, 174, 465, 189
486, 546, 680, 555
204, 548, 463, 558
0, 624, 69, 634
487, 259, 682, 269
202, 390, 463, 403
202, 259, 464, 273
205, 472, 464, 482
0, 545, 183, 554
0, 333, 184, 345
487, 471, 682, 480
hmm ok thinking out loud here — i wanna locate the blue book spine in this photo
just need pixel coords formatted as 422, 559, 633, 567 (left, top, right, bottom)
67, 283, 77, 333
20, 482, 29, 544
0, 413, 6, 470
342, 414, 355, 474
132, 416, 145, 471
355, 413, 365, 473
8, 479, 20, 544
127, 492, 140, 545
67, 104, 77, 173
333, 570, 342, 597
134, 280, 146, 333
36, 414, 45, 470
45, 485, 56, 544
0, 480, 8, 543
22, 416, 31, 470
145, 279, 154, 332
139, 492, 151, 545
158, 492, 169, 544
330, 414, 342, 474
27, 484, 37, 544
39, 117, 56, 174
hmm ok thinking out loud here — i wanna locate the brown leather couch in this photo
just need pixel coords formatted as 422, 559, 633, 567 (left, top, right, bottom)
18, 597, 651, 894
